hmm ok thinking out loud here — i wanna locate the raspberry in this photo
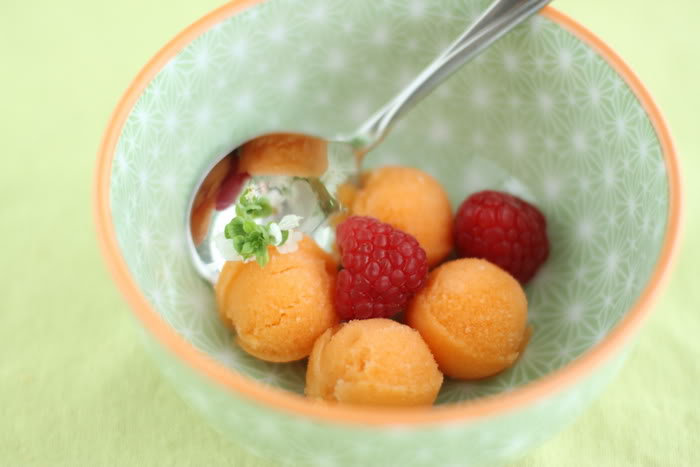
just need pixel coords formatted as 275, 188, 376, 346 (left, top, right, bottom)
335, 216, 429, 320
454, 190, 549, 284
215, 156, 250, 211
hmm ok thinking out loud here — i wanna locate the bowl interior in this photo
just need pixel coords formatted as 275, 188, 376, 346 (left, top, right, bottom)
109, 0, 669, 403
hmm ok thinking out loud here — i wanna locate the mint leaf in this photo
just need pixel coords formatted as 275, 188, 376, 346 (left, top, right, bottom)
256, 199, 273, 218
242, 219, 256, 234
221, 186, 303, 267
280, 229, 289, 246
224, 222, 236, 240
256, 247, 270, 267
236, 188, 274, 219
240, 241, 254, 255
232, 235, 245, 252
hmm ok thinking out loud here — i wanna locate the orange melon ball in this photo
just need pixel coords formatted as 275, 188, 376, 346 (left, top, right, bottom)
215, 237, 338, 362
407, 259, 528, 379
239, 133, 328, 177
306, 319, 443, 407
351, 166, 453, 266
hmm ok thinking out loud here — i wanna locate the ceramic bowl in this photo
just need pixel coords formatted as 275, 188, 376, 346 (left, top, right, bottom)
95, 1, 681, 465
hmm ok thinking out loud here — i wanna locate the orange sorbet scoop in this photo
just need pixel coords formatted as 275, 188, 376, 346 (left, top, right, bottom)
215, 236, 338, 362
239, 133, 328, 177
306, 319, 443, 407
407, 259, 528, 379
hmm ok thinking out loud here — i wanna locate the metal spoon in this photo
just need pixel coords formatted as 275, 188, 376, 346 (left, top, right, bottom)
189, 0, 552, 283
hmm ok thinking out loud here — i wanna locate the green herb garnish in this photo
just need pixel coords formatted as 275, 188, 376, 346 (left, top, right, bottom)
221, 187, 302, 267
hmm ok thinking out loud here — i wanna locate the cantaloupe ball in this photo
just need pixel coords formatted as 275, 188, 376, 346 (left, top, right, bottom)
215, 237, 338, 362
351, 166, 453, 266
407, 259, 528, 379
305, 319, 443, 407
239, 133, 328, 177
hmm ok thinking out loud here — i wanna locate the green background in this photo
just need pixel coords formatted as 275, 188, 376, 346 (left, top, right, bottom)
1, 0, 697, 465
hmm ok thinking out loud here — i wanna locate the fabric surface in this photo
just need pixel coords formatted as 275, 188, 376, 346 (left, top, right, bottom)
1, 0, 697, 465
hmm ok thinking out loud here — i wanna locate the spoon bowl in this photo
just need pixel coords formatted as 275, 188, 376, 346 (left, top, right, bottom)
188, 135, 356, 283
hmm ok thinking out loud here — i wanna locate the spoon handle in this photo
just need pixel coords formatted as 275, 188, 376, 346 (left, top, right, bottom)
351, 0, 552, 153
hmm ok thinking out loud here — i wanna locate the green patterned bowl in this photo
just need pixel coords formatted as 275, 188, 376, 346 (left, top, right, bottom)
95, 1, 681, 465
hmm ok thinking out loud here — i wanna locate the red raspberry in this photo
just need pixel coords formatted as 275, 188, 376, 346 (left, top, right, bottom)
335, 216, 429, 320
215, 156, 250, 211
454, 190, 549, 284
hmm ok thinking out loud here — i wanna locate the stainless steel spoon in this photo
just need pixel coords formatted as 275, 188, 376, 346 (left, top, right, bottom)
189, 0, 552, 283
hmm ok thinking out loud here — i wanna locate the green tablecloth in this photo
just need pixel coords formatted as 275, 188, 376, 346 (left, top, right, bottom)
2, 0, 698, 465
